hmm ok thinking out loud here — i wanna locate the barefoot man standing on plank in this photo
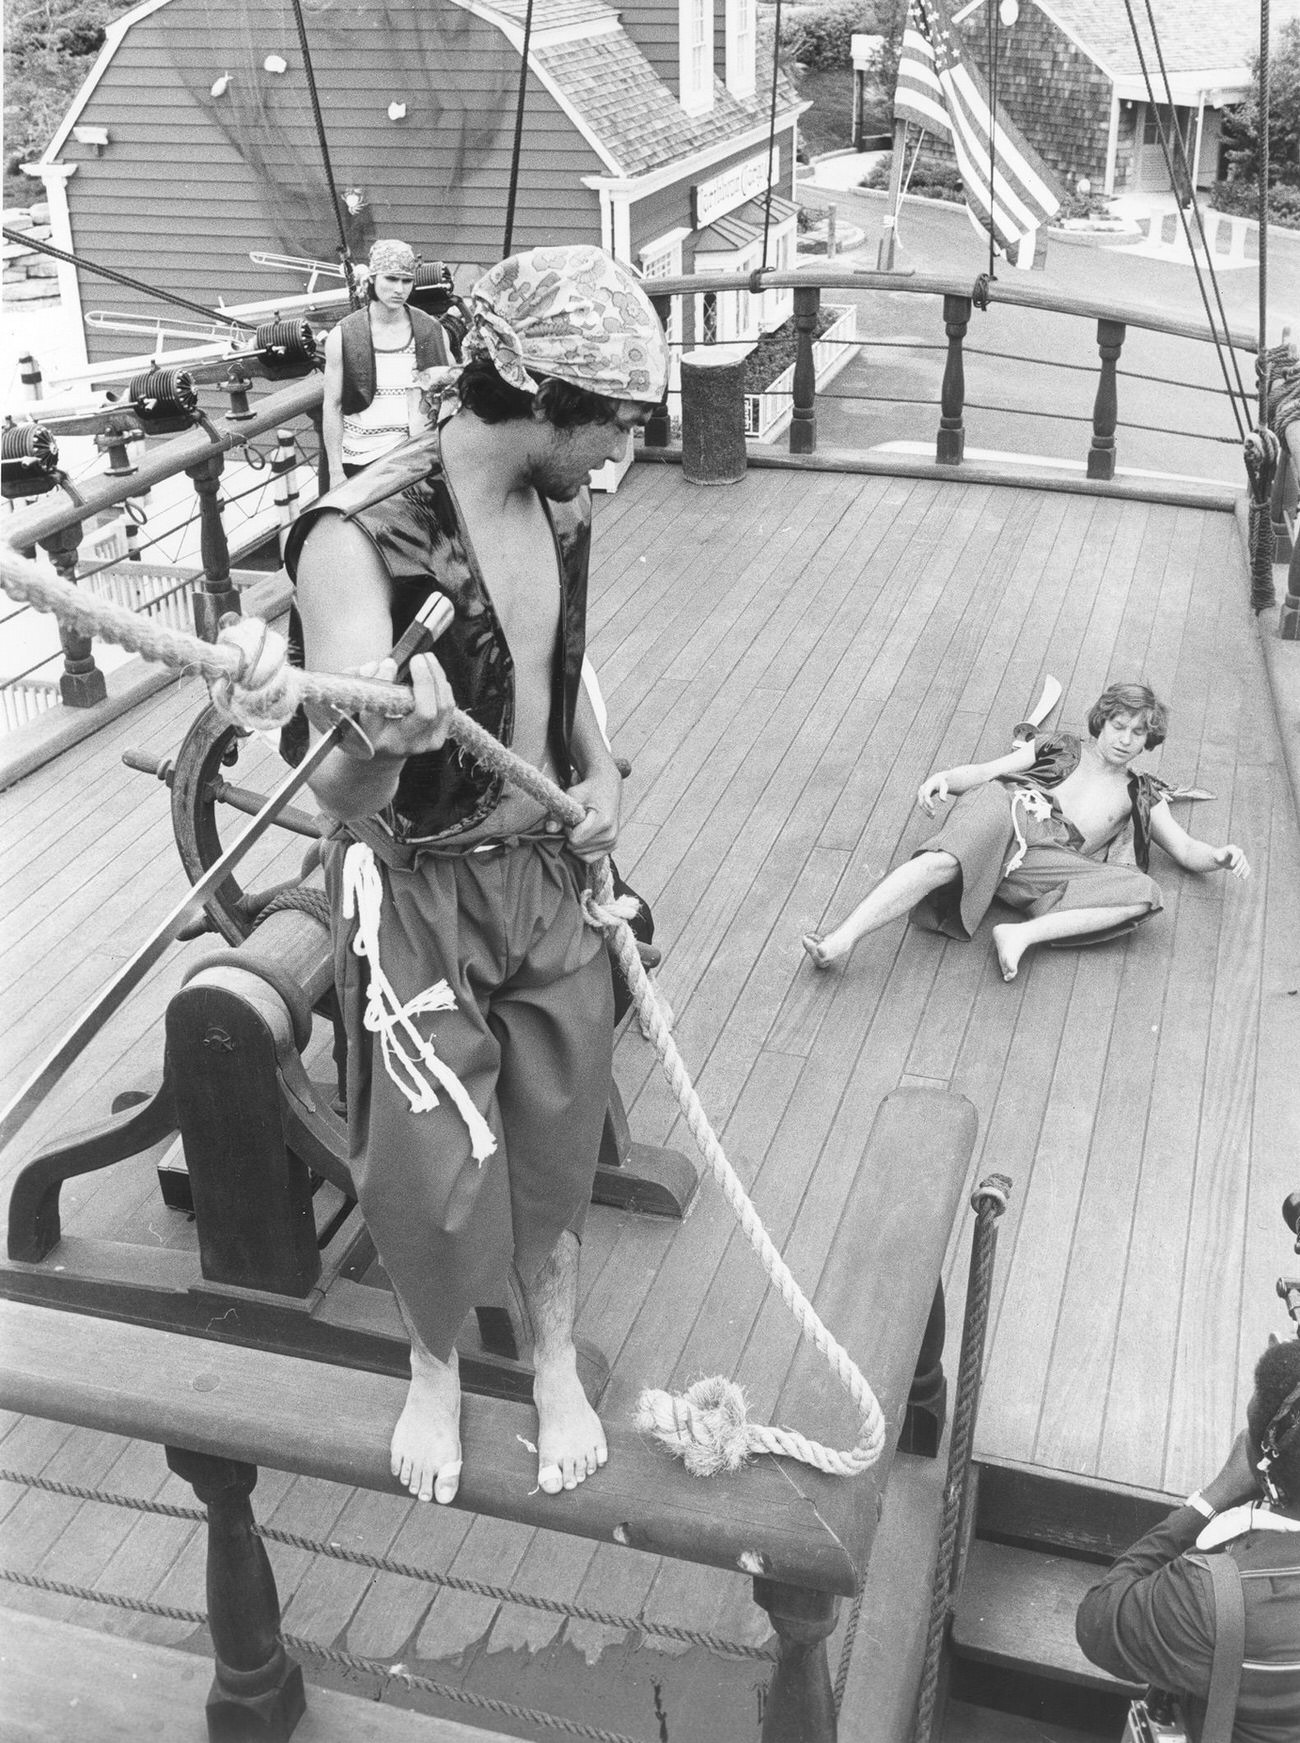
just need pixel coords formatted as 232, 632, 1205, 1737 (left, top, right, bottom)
802, 682, 1250, 981
288, 246, 668, 1505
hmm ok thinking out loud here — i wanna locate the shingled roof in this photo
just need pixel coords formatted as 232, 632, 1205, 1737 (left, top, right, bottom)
1036, 0, 1260, 76
535, 27, 801, 178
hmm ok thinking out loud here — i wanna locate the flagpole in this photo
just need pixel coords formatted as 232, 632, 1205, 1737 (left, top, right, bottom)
877, 117, 910, 270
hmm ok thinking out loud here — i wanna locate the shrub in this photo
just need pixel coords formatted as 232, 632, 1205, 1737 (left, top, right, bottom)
742, 309, 840, 393
779, 0, 884, 71
1210, 179, 1300, 227
863, 149, 966, 204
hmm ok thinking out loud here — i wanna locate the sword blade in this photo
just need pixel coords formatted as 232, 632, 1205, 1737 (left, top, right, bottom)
0, 591, 454, 1156
0, 730, 338, 1154
1025, 674, 1063, 728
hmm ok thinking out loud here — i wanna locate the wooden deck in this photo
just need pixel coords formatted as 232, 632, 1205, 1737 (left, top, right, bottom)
1, 458, 1297, 1741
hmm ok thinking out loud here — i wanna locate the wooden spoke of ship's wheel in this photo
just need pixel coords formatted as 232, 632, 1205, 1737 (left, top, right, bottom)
127, 703, 325, 946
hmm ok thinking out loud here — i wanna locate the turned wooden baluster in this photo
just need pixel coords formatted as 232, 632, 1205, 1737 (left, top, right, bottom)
187, 452, 240, 639
645, 292, 673, 449
936, 294, 971, 465
754, 1577, 841, 1742
790, 284, 821, 455
1088, 318, 1126, 481
37, 523, 107, 708
1270, 437, 1295, 562
165, 1448, 306, 1742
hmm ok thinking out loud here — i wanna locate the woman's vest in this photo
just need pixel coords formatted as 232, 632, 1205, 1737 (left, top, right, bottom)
338, 306, 449, 416
283, 426, 591, 844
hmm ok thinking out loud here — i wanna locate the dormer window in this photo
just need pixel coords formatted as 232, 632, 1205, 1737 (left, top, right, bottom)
725, 0, 756, 99
680, 0, 713, 115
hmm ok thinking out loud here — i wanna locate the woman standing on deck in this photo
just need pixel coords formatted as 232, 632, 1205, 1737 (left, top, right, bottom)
321, 240, 450, 487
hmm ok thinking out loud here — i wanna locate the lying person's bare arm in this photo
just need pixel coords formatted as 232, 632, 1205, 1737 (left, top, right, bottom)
1147, 797, 1251, 879
917, 741, 1038, 816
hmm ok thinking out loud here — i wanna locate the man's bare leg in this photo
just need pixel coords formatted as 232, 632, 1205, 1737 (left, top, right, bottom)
391, 1310, 463, 1505
991, 902, 1148, 982
803, 851, 960, 968
521, 1230, 607, 1495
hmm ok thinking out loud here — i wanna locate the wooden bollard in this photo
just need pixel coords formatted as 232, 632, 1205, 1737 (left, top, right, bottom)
680, 344, 752, 485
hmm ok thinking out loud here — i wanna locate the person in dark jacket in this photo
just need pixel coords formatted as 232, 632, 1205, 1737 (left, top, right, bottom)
321, 239, 450, 486
1076, 1340, 1300, 1742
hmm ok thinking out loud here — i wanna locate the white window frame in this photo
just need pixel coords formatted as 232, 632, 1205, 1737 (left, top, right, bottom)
761, 219, 797, 330
679, 0, 713, 116
639, 230, 687, 390
694, 241, 762, 345
725, 0, 756, 100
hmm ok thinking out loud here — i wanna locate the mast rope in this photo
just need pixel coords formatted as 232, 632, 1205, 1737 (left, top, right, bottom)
1137, 0, 1253, 421
0, 227, 258, 333
761, 0, 786, 269
502, 0, 537, 257
286, 0, 361, 309
1116, 0, 1250, 440
0, 549, 888, 1481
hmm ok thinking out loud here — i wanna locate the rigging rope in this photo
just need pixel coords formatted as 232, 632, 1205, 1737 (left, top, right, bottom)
1115, 0, 1249, 442
0, 228, 257, 333
1136, 0, 1252, 422
761, 0, 786, 270
985, 0, 998, 281
0, 550, 888, 1481
502, 0, 538, 258
286, 0, 360, 309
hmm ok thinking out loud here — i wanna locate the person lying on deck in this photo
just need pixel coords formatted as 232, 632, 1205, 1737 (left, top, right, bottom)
287, 246, 669, 1508
802, 682, 1250, 983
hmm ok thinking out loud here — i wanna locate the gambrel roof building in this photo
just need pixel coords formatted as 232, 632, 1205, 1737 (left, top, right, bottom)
32, 0, 806, 367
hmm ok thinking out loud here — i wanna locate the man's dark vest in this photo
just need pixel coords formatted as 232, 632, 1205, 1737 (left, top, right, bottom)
338, 306, 449, 416
283, 426, 591, 844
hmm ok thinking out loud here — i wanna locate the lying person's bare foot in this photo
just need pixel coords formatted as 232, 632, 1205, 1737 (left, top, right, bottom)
392, 1343, 462, 1504
534, 1350, 607, 1494
992, 923, 1028, 983
802, 932, 840, 970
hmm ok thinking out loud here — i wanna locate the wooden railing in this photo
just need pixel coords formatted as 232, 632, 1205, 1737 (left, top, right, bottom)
1, 268, 1273, 720
1270, 420, 1300, 638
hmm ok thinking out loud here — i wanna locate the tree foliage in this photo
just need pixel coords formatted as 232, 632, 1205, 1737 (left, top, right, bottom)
1220, 19, 1300, 186
4, 0, 138, 185
778, 0, 905, 75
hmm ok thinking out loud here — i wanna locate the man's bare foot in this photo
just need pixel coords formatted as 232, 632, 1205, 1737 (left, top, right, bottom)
802, 932, 840, 970
534, 1351, 607, 1495
391, 1344, 462, 1504
992, 923, 1028, 983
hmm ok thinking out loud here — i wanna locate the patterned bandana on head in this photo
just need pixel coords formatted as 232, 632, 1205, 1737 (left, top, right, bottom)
368, 239, 418, 276
464, 246, 669, 404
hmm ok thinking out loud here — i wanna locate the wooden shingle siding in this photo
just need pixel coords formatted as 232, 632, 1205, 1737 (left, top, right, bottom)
617, 0, 684, 97
59, 0, 607, 362
962, 4, 1113, 189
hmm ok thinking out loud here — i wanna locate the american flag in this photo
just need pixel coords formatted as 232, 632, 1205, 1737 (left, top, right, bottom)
893, 0, 1064, 250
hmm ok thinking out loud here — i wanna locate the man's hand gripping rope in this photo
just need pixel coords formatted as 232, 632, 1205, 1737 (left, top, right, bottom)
0, 543, 888, 1481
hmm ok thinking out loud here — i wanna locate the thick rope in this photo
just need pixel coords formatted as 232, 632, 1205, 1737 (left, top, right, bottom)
1245, 426, 1281, 613
911, 1175, 1011, 1743
0, 1468, 773, 1659
0, 551, 889, 1479
0, 1570, 648, 1743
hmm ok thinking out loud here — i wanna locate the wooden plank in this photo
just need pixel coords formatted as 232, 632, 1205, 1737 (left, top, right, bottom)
0, 1606, 522, 1742
951, 1540, 1140, 1695
0, 1298, 862, 1594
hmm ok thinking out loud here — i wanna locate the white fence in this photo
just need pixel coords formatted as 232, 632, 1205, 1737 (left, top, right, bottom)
744, 305, 860, 441
0, 677, 60, 733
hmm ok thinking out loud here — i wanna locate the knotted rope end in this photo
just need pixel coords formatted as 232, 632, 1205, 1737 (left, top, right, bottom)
635, 1377, 754, 1477
211, 616, 299, 732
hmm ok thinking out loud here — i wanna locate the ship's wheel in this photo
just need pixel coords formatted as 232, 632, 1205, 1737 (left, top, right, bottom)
129, 702, 323, 945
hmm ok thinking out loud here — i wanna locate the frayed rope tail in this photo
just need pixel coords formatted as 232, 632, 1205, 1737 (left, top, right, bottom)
0, 540, 887, 1479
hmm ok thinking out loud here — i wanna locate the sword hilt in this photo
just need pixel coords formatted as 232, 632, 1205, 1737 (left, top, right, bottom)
330, 592, 455, 759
